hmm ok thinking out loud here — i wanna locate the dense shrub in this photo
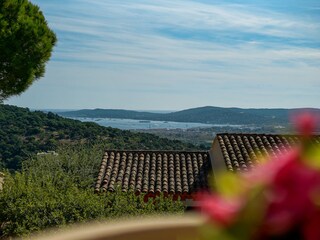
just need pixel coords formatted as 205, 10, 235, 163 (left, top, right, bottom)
0, 145, 185, 238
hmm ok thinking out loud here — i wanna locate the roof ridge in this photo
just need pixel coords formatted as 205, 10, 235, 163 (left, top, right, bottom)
216, 133, 320, 137
103, 149, 209, 153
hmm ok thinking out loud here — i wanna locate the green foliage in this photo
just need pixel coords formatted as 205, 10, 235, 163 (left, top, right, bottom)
0, 0, 57, 101
0, 104, 197, 171
0, 145, 185, 238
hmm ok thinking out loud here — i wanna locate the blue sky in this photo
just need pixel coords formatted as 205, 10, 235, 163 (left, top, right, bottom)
6, 0, 320, 110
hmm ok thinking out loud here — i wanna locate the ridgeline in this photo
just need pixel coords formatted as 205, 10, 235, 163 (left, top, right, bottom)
59, 106, 320, 125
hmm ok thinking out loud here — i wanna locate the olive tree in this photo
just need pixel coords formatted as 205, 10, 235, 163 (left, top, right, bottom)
0, 0, 56, 101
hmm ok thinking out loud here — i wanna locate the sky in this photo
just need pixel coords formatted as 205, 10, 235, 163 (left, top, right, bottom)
5, 0, 320, 110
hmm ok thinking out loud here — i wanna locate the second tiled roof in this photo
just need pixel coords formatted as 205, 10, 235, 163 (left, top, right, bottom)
216, 133, 320, 172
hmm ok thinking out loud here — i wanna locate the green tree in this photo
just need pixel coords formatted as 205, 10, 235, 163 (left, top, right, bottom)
0, 0, 56, 101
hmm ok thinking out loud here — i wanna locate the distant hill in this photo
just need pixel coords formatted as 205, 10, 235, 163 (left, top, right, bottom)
59, 108, 159, 119
0, 104, 197, 171
59, 106, 320, 125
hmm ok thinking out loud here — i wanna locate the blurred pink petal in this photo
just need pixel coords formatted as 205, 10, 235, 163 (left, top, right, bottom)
292, 112, 319, 137
263, 151, 320, 235
198, 193, 243, 227
244, 149, 299, 185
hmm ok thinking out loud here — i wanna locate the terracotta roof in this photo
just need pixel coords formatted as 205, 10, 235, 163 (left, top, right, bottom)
213, 133, 320, 172
95, 150, 212, 198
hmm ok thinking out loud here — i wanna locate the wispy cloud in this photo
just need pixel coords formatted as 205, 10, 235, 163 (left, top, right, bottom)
6, 0, 320, 109
42, 0, 320, 68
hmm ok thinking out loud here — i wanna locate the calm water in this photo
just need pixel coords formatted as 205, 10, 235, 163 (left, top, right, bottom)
69, 117, 246, 130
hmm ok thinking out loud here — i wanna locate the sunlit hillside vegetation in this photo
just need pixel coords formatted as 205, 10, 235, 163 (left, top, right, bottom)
0, 104, 198, 171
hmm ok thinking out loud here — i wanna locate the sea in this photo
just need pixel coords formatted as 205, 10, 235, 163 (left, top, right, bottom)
68, 117, 247, 130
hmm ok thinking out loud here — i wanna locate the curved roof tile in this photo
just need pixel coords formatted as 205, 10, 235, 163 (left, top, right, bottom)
95, 150, 211, 196
215, 133, 320, 172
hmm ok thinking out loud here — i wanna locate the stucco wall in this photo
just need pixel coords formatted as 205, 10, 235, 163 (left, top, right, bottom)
209, 138, 226, 172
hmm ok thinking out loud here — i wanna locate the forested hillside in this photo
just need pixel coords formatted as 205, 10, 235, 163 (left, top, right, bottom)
0, 104, 197, 171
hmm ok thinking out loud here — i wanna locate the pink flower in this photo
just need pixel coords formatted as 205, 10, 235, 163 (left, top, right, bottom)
292, 111, 319, 137
263, 156, 320, 234
244, 150, 299, 185
197, 193, 243, 227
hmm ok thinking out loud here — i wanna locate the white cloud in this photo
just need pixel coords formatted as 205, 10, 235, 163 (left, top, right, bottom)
6, 0, 320, 109
42, 0, 320, 70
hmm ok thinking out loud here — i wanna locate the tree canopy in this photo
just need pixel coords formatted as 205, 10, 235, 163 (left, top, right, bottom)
0, 0, 56, 101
